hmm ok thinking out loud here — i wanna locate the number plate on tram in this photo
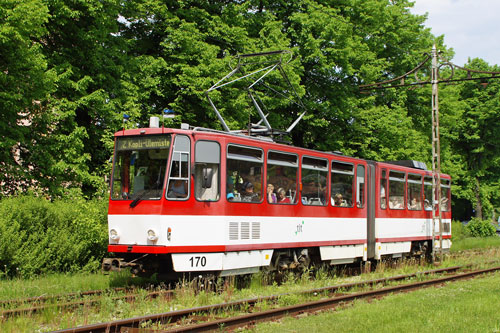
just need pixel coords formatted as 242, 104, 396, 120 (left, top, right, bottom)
172, 253, 223, 272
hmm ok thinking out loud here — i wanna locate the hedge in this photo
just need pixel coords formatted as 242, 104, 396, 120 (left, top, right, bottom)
0, 195, 108, 278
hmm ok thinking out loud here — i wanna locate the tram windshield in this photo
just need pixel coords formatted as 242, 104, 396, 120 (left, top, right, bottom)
111, 135, 171, 201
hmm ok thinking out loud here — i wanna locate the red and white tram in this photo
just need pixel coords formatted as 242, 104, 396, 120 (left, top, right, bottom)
104, 121, 452, 277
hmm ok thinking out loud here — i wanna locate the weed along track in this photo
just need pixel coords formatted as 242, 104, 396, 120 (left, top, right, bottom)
49, 265, 500, 333
0, 288, 173, 320
0, 287, 131, 309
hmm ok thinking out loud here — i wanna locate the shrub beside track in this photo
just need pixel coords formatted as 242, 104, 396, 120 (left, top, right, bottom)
0, 195, 108, 278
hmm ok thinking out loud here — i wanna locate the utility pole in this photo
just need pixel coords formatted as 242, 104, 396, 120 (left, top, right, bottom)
430, 45, 442, 262
360, 46, 500, 261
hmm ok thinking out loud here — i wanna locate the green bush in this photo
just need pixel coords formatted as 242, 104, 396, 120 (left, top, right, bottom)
0, 195, 108, 278
465, 218, 497, 238
451, 220, 470, 241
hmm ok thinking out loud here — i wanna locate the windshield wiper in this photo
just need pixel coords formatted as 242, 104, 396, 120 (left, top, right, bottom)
129, 191, 147, 208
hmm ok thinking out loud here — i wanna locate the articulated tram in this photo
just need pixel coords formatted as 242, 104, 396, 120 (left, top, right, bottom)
103, 121, 451, 278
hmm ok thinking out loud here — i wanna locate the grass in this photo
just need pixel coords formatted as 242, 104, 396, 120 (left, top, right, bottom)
0, 265, 413, 332
0, 239, 499, 332
0, 271, 112, 300
0, 270, 162, 301
251, 271, 500, 333
450, 236, 500, 252
450, 220, 500, 252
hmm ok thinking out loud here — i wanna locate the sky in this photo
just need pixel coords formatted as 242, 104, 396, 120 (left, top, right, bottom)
410, 0, 500, 66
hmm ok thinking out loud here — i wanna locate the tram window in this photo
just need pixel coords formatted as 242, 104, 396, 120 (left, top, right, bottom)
302, 157, 328, 206
380, 169, 387, 209
407, 174, 422, 210
167, 135, 190, 200
357, 165, 365, 208
424, 176, 433, 210
194, 141, 220, 201
331, 161, 354, 207
388, 171, 405, 209
267, 151, 297, 204
111, 135, 171, 201
226, 144, 263, 203
440, 179, 451, 212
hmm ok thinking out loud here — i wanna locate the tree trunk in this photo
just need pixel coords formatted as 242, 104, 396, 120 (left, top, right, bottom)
475, 177, 483, 219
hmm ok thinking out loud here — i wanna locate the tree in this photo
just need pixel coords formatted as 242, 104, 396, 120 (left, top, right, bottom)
0, 0, 54, 195
23, 0, 125, 196
119, 0, 298, 131
117, 0, 440, 156
6, 0, 497, 219
449, 59, 500, 219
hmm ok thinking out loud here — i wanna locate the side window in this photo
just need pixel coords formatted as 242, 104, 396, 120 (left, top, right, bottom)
388, 171, 405, 209
301, 157, 328, 206
167, 135, 190, 200
380, 169, 387, 209
331, 161, 354, 207
267, 151, 298, 204
440, 179, 451, 212
226, 145, 263, 203
357, 165, 365, 208
194, 141, 220, 201
408, 174, 422, 210
424, 176, 433, 210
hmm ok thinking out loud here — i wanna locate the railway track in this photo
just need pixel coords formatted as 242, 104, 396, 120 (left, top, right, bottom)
0, 259, 429, 319
2, 247, 487, 318
0, 287, 130, 308
52, 264, 500, 333
0, 288, 173, 319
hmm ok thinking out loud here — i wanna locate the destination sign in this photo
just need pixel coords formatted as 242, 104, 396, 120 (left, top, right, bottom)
116, 136, 171, 151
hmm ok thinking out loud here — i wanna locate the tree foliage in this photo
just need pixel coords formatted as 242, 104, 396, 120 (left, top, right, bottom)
456, 61, 500, 218
0, 0, 54, 192
1, 0, 500, 220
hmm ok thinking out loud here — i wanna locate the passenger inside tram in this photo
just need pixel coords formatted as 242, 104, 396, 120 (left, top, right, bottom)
167, 161, 188, 199
267, 183, 277, 203
167, 178, 187, 198
440, 197, 449, 211
424, 198, 432, 210
408, 197, 421, 210
380, 184, 387, 209
277, 188, 291, 204
389, 196, 404, 209
227, 177, 235, 201
241, 181, 260, 202
333, 193, 348, 207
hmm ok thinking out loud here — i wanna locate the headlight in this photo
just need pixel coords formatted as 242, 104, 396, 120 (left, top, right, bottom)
147, 229, 158, 241
109, 229, 120, 241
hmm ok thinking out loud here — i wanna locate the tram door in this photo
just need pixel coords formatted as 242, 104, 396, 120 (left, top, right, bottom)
366, 162, 376, 259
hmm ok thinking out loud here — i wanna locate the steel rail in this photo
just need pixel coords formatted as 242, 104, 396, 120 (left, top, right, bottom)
52, 265, 465, 333
171, 266, 500, 332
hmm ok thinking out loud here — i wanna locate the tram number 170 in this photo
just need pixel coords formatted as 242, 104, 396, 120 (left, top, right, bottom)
189, 256, 207, 267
